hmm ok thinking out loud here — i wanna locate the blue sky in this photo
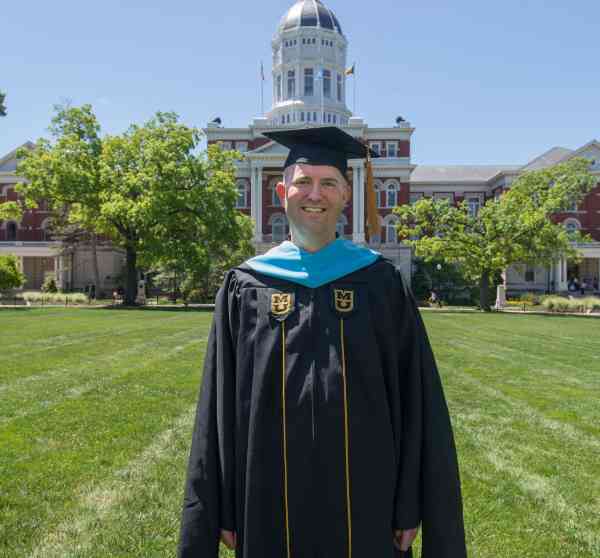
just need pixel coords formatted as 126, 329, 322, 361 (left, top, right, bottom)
2, 0, 599, 164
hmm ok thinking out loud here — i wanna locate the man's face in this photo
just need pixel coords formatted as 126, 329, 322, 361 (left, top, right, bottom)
276, 163, 350, 243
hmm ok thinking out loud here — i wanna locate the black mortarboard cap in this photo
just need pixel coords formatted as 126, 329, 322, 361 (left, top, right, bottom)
262, 126, 379, 177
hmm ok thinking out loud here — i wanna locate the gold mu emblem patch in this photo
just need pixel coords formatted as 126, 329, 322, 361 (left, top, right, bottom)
334, 289, 354, 313
271, 293, 294, 316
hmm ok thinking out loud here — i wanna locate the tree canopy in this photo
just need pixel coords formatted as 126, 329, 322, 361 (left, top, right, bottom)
395, 158, 597, 310
6, 104, 253, 304
0, 91, 6, 117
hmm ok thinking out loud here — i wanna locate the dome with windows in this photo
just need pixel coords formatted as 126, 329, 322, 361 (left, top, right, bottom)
278, 0, 344, 36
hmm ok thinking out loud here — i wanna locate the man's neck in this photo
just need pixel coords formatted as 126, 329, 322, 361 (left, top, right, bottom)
289, 231, 336, 253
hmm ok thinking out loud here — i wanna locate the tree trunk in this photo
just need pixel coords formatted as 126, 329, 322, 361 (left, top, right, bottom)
124, 246, 138, 306
479, 270, 491, 312
90, 232, 102, 298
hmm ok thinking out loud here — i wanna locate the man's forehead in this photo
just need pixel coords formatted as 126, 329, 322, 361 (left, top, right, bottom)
287, 163, 346, 182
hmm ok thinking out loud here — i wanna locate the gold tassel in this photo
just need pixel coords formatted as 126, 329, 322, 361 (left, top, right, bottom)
365, 150, 380, 239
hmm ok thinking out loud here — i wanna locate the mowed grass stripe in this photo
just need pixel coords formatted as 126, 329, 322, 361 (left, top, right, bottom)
434, 330, 600, 488
445, 337, 600, 436
0, 309, 169, 349
426, 315, 600, 556
28, 405, 197, 558
433, 313, 600, 384
0, 310, 211, 558
0, 328, 206, 424
0, 331, 204, 425
0, 311, 199, 384
426, 315, 600, 437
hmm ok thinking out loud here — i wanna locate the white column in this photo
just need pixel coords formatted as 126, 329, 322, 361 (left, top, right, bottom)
251, 163, 263, 243
557, 257, 568, 292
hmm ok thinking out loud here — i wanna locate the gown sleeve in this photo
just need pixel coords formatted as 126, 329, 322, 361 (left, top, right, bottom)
177, 271, 239, 558
392, 271, 467, 558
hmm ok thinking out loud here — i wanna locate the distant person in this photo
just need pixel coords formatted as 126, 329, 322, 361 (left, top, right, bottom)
430, 289, 442, 308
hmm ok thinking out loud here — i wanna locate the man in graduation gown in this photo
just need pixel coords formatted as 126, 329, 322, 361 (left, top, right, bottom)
177, 127, 467, 558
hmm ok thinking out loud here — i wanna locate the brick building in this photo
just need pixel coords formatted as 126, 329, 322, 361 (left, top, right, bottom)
205, 0, 600, 294
0, 145, 124, 291
2, 0, 599, 294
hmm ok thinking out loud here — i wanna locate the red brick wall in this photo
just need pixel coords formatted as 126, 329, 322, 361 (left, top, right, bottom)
368, 140, 410, 158
553, 182, 600, 241
0, 183, 51, 241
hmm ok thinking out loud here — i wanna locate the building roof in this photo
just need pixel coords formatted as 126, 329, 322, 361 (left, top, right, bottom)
278, 0, 344, 36
410, 165, 520, 183
521, 146, 573, 171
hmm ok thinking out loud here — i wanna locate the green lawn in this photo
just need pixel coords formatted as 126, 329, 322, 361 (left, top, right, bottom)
0, 308, 598, 557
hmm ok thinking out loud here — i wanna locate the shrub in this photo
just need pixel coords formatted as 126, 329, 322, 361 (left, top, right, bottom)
22, 291, 88, 305
520, 292, 541, 305
540, 296, 600, 313
41, 275, 58, 293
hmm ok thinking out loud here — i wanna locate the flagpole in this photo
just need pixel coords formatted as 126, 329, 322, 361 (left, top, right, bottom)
353, 68, 357, 115
260, 62, 264, 115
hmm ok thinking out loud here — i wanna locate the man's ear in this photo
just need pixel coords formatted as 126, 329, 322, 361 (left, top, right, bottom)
276, 182, 286, 205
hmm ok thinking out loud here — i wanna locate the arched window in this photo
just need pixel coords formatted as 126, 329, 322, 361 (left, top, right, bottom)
7, 222, 17, 241
384, 180, 400, 208
270, 213, 289, 242
374, 180, 385, 209
563, 218, 581, 234
383, 215, 400, 244
235, 180, 249, 209
336, 213, 348, 239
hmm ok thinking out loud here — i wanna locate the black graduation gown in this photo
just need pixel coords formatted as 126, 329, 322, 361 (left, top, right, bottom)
177, 258, 466, 558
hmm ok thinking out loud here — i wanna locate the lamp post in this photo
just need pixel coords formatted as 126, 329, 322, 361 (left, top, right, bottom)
436, 263, 442, 307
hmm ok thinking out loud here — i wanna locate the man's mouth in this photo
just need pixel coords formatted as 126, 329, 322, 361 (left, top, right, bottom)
301, 207, 326, 213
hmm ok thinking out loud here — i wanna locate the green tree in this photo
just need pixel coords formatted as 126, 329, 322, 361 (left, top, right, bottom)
96, 112, 253, 304
0, 91, 6, 117
7, 105, 253, 305
9, 104, 105, 293
395, 158, 597, 311
0, 255, 25, 291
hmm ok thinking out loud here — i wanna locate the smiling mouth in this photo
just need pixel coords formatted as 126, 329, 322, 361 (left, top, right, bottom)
301, 207, 326, 213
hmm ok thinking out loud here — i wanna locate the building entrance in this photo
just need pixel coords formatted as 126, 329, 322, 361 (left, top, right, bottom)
567, 257, 600, 293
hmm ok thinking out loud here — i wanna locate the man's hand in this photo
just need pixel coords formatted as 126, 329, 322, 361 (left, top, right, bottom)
393, 527, 418, 552
220, 529, 236, 550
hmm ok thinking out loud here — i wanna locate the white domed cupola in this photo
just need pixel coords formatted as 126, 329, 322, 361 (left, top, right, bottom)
268, 0, 352, 129
278, 0, 344, 36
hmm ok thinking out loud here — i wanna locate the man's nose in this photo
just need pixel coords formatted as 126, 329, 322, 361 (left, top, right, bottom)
306, 182, 323, 201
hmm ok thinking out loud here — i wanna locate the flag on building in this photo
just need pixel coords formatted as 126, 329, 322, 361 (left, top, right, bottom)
345, 63, 355, 76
